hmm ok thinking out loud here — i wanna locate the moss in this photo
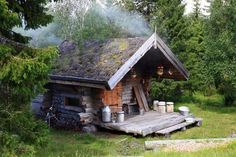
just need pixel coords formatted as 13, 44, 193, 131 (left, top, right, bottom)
111, 53, 121, 59
52, 37, 147, 80
115, 60, 122, 65
119, 39, 128, 51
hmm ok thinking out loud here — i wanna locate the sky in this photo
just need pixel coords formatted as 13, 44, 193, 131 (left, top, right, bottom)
184, 0, 211, 15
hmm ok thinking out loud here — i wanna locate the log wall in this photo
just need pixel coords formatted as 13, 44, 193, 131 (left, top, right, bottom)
121, 77, 141, 105
48, 84, 100, 125
42, 74, 151, 126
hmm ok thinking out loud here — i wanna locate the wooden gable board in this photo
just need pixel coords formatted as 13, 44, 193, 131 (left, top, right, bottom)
154, 34, 189, 79
108, 34, 155, 90
108, 33, 189, 90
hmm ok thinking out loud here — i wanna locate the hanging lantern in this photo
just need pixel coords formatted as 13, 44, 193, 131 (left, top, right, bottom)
130, 68, 137, 78
157, 65, 164, 76
168, 69, 173, 75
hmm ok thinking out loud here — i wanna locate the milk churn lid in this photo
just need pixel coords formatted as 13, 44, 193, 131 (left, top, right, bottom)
158, 101, 166, 106
102, 106, 111, 112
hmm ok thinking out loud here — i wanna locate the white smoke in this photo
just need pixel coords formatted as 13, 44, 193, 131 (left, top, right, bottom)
13, 23, 63, 48
95, 0, 152, 36
13, 0, 152, 47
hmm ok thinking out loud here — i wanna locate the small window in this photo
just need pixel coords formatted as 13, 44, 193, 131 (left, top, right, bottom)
65, 97, 80, 107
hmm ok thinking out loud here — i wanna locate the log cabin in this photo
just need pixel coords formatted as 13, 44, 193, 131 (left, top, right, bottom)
41, 33, 200, 136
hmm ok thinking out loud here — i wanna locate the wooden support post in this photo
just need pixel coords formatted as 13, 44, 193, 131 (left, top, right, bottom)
164, 133, 171, 138
181, 126, 186, 131
196, 118, 203, 127
196, 121, 202, 127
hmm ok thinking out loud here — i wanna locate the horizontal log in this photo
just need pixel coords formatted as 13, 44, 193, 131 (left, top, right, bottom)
85, 108, 98, 114
145, 138, 234, 150
58, 107, 84, 114
122, 95, 132, 99
122, 101, 132, 104
59, 113, 80, 121
79, 113, 94, 124
122, 93, 133, 96
109, 106, 123, 113
82, 96, 93, 102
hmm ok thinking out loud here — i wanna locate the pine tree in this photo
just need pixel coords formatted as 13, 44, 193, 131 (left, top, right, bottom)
204, 0, 236, 105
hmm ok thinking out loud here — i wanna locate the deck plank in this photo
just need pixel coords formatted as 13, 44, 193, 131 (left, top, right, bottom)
121, 114, 180, 132
156, 120, 198, 135
97, 112, 198, 136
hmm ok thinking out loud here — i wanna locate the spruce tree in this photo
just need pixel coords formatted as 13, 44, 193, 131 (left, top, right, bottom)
204, 0, 236, 105
183, 0, 206, 93
121, 0, 187, 54
151, 0, 187, 55
1, 0, 56, 43
0, 0, 58, 155
119, 0, 157, 22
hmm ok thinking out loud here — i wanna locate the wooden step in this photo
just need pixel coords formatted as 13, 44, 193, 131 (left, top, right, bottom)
156, 118, 203, 136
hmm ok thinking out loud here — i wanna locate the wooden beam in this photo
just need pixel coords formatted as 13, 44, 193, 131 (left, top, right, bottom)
137, 85, 149, 112
133, 86, 145, 110
49, 80, 106, 89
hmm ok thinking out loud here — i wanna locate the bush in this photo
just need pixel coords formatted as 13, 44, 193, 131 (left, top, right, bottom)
0, 110, 49, 147
0, 109, 49, 157
0, 131, 36, 157
150, 79, 183, 102
218, 82, 236, 106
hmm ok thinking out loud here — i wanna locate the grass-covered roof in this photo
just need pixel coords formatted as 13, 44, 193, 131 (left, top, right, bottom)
52, 37, 147, 82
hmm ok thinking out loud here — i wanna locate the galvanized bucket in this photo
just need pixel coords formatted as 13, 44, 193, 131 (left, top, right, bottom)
116, 111, 125, 123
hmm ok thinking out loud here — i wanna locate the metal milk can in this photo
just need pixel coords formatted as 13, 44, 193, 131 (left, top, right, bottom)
102, 106, 111, 122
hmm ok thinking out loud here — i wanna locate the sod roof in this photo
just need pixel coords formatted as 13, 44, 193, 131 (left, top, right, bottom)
52, 37, 147, 82
50, 33, 189, 89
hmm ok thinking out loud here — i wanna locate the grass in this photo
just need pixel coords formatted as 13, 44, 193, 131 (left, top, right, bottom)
36, 93, 236, 157
36, 131, 144, 157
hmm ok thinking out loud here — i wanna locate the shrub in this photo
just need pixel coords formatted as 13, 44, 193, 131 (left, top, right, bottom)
0, 131, 36, 157
150, 79, 183, 102
0, 110, 49, 147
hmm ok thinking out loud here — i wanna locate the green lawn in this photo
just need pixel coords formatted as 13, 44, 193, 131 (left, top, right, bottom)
36, 93, 236, 157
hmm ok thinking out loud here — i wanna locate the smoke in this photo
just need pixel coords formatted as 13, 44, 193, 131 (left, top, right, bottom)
13, 0, 152, 48
95, 0, 152, 36
13, 23, 63, 48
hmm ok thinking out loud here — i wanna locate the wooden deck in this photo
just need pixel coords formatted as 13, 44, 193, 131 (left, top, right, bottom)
97, 112, 202, 137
